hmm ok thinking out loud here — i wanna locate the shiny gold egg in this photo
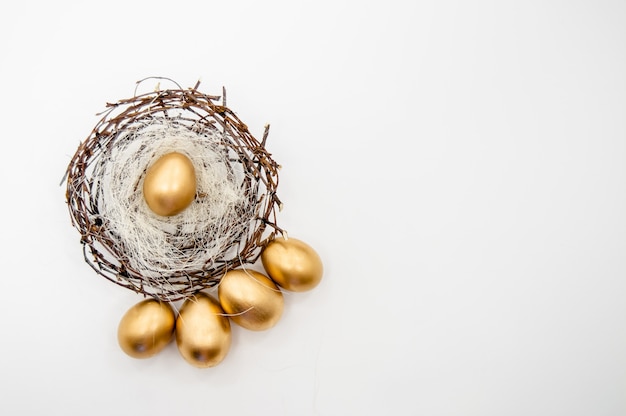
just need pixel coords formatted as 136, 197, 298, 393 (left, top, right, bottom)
143, 152, 197, 216
261, 237, 323, 292
117, 299, 176, 359
176, 292, 231, 368
218, 269, 284, 331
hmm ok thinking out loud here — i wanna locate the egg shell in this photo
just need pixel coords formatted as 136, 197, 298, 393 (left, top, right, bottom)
176, 292, 231, 368
117, 299, 176, 359
143, 152, 197, 216
218, 269, 284, 331
261, 237, 323, 292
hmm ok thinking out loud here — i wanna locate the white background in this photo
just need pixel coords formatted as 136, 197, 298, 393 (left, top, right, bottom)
0, 1, 624, 415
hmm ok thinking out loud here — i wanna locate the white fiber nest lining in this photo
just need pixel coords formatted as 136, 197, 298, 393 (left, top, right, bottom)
91, 119, 256, 282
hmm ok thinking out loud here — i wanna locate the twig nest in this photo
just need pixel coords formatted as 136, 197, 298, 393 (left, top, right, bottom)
64, 80, 283, 301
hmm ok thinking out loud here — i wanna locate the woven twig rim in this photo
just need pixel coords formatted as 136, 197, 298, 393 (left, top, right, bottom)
65, 79, 284, 301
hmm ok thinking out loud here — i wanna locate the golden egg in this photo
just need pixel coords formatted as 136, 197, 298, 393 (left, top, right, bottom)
261, 237, 323, 292
218, 269, 284, 331
143, 152, 197, 216
117, 299, 176, 359
176, 292, 231, 368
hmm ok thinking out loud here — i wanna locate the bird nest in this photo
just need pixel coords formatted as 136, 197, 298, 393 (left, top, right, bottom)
65, 78, 283, 302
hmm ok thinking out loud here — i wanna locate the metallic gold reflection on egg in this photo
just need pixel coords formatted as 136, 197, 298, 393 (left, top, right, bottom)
143, 152, 197, 216
176, 292, 231, 368
218, 269, 284, 331
261, 237, 323, 292
117, 299, 176, 359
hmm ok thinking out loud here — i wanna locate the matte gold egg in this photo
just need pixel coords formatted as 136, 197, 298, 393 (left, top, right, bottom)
261, 237, 323, 292
143, 152, 197, 216
176, 292, 231, 368
117, 299, 176, 359
218, 269, 284, 331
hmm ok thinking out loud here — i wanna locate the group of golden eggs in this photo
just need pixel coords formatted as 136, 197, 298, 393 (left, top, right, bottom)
118, 236, 322, 368
117, 152, 323, 368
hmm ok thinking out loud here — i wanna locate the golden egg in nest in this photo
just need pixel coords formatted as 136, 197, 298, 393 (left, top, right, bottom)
143, 152, 197, 216
218, 269, 284, 331
117, 299, 176, 359
261, 237, 323, 292
176, 292, 231, 368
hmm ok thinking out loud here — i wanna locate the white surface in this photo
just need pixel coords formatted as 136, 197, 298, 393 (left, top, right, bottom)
0, 1, 624, 415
